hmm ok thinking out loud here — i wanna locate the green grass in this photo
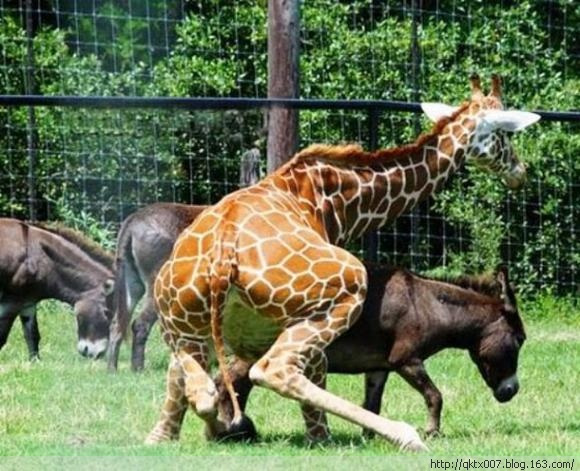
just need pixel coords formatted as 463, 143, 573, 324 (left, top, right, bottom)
0, 299, 578, 457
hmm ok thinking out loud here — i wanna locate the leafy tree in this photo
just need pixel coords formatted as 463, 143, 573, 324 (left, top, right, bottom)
0, 0, 577, 293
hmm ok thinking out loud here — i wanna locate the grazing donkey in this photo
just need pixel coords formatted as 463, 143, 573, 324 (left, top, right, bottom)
107, 203, 207, 371
216, 264, 525, 438
0, 218, 115, 359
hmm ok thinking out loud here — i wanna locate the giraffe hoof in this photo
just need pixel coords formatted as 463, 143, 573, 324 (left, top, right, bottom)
399, 436, 429, 452
144, 435, 161, 445
401, 440, 429, 452
145, 434, 164, 445
216, 414, 258, 442
392, 423, 428, 452
144, 427, 178, 445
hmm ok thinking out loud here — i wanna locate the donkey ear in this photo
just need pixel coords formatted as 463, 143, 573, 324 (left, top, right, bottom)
495, 265, 518, 312
495, 266, 509, 294
421, 103, 460, 122
482, 110, 541, 132
104, 278, 115, 296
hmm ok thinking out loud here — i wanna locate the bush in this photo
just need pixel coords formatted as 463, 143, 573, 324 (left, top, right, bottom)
0, 1, 577, 294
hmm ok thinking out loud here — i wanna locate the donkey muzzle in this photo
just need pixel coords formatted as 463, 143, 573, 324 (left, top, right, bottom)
77, 338, 108, 359
494, 374, 519, 402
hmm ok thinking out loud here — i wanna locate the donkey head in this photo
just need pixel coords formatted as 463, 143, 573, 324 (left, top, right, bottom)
469, 266, 526, 402
422, 74, 540, 189
75, 278, 114, 359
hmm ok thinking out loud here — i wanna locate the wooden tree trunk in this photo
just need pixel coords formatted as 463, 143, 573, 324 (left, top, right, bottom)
267, 0, 300, 173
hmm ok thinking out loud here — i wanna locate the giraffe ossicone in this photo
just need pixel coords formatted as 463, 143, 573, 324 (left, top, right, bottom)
147, 74, 539, 451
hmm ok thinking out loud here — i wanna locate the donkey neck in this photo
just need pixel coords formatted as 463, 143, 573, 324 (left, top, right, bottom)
271, 108, 476, 245
419, 279, 502, 352
34, 227, 112, 305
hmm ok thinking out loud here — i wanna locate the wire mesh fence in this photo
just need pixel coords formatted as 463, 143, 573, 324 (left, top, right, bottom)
0, 1, 578, 294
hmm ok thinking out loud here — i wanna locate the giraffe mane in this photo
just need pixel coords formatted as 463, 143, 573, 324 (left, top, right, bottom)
292, 102, 471, 166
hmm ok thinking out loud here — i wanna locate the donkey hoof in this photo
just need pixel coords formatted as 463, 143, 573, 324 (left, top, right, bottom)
425, 427, 442, 438
216, 414, 258, 442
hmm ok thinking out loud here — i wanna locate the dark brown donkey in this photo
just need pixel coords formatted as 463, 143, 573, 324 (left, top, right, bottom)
216, 264, 526, 438
0, 218, 115, 359
107, 203, 207, 371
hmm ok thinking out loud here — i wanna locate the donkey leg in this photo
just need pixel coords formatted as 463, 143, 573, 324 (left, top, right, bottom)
107, 275, 144, 372
249, 297, 426, 451
131, 296, 158, 371
145, 352, 188, 444
362, 370, 389, 438
398, 360, 443, 436
0, 310, 19, 351
20, 306, 40, 360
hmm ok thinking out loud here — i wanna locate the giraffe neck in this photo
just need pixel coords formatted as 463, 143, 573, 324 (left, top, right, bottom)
273, 112, 477, 245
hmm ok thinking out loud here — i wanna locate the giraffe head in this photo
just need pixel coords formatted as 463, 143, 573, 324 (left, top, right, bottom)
422, 74, 540, 189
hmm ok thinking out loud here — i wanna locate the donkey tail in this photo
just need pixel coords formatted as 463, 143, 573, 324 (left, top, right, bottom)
106, 227, 133, 371
209, 230, 243, 426
112, 227, 135, 341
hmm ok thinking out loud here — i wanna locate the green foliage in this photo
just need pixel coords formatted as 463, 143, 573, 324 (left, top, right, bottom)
0, 1, 577, 293
50, 196, 116, 251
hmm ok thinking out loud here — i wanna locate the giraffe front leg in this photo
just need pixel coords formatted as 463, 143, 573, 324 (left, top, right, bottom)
249, 294, 427, 451
301, 348, 330, 443
145, 353, 188, 444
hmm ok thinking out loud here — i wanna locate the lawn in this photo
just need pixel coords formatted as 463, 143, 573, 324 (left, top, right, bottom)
0, 299, 578, 459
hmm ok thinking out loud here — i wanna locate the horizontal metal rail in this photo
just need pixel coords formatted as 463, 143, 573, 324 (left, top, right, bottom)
0, 95, 578, 122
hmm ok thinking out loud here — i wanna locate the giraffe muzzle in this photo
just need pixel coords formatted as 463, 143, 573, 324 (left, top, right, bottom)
503, 163, 527, 190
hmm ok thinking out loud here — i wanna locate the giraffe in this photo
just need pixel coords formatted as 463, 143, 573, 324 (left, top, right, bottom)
147, 74, 539, 451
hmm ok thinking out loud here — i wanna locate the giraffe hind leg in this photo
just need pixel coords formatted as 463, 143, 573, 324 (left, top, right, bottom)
249, 293, 427, 451
301, 348, 330, 443
145, 342, 228, 444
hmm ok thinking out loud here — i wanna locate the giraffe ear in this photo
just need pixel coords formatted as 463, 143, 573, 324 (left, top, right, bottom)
421, 103, 460, 122
482, 110, 541, 132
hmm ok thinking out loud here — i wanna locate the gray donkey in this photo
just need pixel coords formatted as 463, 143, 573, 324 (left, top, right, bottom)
0, 218, 114, 359
107, 203, 207, 371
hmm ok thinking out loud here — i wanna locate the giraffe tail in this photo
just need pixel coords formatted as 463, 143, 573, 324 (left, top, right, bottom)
209, 235, 243, 428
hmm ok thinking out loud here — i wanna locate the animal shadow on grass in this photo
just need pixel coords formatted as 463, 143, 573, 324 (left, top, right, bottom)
236, 431, 375, 449
251, 427, 446, 448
